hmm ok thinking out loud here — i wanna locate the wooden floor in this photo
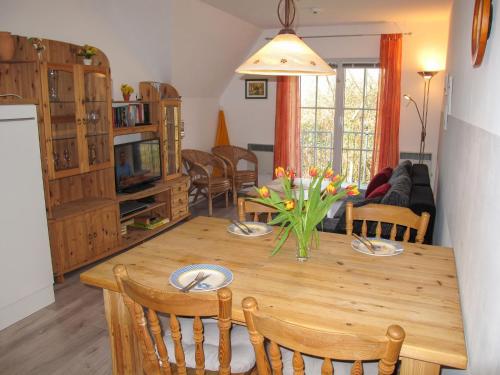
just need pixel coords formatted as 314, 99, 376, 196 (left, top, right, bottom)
0, 196, 237, 375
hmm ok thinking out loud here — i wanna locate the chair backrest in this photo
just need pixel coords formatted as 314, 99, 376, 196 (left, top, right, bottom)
242, 297, 405, 375
212, 145, 258, 166
238, 197, 276, 223
345, 202, 430, 244
181, 149, 226, 178
113, 265, 232, 375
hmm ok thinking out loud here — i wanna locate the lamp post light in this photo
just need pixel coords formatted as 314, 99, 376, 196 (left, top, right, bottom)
404, 71, 439, 164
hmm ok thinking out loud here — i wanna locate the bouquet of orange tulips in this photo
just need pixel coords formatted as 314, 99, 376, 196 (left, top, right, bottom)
253, 166, 359, 260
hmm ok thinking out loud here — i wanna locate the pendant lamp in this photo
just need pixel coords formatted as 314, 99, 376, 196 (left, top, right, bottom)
236, 0, 334, 76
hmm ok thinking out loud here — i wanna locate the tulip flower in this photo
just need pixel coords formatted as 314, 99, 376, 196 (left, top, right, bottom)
286, 168, 296, 180
309, 166, 318, 177
259, 186, 270, 198
324, 167, 334, 179
331, 175, 341, 184
284, 199, 295, 210
346, 184, 360, 196
275, 167, 286, 178
326, 182, 337, 195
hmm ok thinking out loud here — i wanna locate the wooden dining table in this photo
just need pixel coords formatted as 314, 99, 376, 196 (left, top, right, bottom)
80, 216, 467, 375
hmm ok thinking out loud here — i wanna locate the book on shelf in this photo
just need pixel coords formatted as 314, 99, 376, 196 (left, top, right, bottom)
112, 102, 150, 128
129, 216, 170, 230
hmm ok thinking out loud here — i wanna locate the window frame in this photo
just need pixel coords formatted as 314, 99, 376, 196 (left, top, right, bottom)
300, 59, 380, 187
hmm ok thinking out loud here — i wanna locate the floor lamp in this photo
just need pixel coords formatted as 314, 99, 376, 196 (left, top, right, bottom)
403, 71, 439, 164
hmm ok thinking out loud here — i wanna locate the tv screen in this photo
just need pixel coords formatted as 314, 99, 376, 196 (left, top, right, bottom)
114, 139, 162, 193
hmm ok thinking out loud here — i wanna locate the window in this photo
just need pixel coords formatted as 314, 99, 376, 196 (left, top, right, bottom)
300, 63, 380, 187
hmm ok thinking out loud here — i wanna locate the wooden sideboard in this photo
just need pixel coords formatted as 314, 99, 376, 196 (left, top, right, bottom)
0, 34, 190, 282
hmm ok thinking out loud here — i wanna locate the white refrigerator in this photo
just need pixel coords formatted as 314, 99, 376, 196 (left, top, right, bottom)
0, 105, 55, 330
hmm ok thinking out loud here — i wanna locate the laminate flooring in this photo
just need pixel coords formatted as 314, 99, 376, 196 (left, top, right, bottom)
0, 196, 237, 375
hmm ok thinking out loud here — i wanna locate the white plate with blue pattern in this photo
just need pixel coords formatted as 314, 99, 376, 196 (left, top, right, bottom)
169, 264, 233, 292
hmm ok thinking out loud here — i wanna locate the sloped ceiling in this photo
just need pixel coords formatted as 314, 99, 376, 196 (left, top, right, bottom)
201, 0, 452, 28
169, 0, 261, 97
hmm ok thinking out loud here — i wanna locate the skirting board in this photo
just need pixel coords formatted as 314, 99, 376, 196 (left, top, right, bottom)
0, 285, 55, 331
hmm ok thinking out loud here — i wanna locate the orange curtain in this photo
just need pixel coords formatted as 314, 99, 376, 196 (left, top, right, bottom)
214, 110, 230, 146
372, 34, 402, 174
274, 76, 301, 176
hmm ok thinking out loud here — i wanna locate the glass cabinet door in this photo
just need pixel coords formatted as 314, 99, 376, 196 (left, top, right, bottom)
46, 65, 80, 176
164, 104, 181, 176
82, 68, 112, 170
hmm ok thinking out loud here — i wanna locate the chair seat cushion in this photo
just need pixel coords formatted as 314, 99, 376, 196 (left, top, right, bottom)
277, 346, 378, 375
163, 317, 255, 373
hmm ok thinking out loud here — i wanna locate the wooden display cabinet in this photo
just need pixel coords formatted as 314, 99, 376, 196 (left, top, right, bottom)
1, 34, 189, 283
40, 63, 113, 179
139, 82, 183, 180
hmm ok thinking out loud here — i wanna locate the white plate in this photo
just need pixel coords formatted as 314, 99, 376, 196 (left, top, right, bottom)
351, 237, 404, 256
169, 264, 233, 292
227, 221, 273, 237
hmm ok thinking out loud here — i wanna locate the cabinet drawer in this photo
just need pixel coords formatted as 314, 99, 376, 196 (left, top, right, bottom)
171, 192, 188, 208
171, 181, 188, 194
172, 207, 189, 221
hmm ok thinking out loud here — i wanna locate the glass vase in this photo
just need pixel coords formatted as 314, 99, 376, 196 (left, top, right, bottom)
295, 233, 311, 262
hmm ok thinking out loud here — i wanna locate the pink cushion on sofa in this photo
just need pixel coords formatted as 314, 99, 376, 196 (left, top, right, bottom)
367, 182, 391, 199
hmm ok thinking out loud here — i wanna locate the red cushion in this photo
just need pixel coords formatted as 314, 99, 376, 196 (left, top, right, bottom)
380, 167, 393, 179
367, 182, 391, 199
365, 170, 391, 197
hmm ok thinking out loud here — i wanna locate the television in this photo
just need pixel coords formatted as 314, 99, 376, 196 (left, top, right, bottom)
114, 139, 162, 193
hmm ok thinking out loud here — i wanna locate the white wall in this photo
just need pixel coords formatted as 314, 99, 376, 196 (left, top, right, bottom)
169, 0, 260, 151
221, 21, 450, 181
435, 1, 500, 374
0, 0, 171, 99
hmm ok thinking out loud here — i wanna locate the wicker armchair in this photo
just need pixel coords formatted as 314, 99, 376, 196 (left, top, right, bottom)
212, 145, 258, 204
182, 149, 232, 217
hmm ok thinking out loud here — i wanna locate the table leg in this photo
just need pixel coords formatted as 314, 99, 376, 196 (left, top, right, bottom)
400, 357, 441, 375
103, 289, 143, 375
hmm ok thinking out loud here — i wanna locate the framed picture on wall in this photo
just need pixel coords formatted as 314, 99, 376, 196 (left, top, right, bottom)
245, 79, 268, 99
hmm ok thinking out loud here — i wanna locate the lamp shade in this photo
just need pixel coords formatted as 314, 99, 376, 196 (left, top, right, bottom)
236, 33, 335, 76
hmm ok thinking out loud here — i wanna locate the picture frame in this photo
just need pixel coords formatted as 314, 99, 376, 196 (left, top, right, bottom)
245, 79, 268, 99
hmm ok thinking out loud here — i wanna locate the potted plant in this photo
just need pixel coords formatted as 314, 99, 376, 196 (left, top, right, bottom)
120, 84, 134, 101
78, 44, 98, 65
253, 166, 359, 261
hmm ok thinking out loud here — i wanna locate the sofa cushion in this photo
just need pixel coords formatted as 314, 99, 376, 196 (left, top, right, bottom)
389, 160, 412, 184
411, 163, 431, 186
365, 169, 391, 197
318, 196, 383, 234
381, 174, 412, 207
367, 182, 391, 199
409, 184, 436, 244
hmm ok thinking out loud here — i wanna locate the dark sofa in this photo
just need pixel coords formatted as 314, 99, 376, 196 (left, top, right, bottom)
319, 161, 436, 244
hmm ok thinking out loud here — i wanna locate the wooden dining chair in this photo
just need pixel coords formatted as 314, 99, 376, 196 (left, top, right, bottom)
237, 197, 276, 223
345, 202, 430, 244
212, 145, 258, 204
242, 297, 405, 375
113, 265, 255, 375
182, 149, 233, 216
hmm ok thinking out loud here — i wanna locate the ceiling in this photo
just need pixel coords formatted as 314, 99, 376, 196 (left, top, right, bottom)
201, 0, 452, 28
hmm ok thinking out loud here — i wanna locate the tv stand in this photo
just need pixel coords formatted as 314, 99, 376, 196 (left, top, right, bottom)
121, 182, 155, 194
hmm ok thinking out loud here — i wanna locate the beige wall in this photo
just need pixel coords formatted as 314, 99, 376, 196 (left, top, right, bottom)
0, 0, 171, 99
220, 20, 450, 183
436, 1, 500, 374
